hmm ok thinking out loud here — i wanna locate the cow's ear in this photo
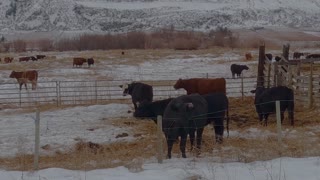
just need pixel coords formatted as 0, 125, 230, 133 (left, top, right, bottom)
250, 90, 256, 94
185, 103, 194, 111
119, 85, 123, 88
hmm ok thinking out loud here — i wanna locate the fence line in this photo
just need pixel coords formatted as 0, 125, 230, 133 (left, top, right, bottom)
0, 76, 258, 108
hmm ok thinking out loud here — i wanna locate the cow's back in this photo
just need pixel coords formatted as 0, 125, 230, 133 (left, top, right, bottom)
196, 78, 226, 95
132, 83, 153, 102
24, 70, 38, 81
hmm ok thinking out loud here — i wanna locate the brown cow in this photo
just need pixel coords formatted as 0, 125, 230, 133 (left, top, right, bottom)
9, 70, 38, 90
19, 57, 30, 62
173, 78, 226, 95
245, 53, 253, 60
73, 57, 87, 67
36, 55, 46, 59
4, 57, 13, 63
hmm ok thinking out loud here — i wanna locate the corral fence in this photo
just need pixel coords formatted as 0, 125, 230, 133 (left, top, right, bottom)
0, 76, 258, 108
259, 44, 320, 108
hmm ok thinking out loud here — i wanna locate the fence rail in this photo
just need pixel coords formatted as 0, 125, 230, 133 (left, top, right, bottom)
0, 77, 258, 108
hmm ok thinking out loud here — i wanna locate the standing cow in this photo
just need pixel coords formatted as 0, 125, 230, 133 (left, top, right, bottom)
230, 64, 249, 78
87, 58, 94, 67
174, 78, 226, 95
163, 94, 208, 159
9, 70, 38, 90
73, 57, 87, 67
265, 53, 273, 61
119, 82, 153, 110
251, 86, 294, 126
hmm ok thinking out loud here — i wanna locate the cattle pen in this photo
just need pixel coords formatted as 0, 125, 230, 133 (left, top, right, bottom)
0, 76, 257, 108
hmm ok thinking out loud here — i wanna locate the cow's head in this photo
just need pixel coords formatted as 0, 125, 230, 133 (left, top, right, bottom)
173, 78, 183, 89
119, 83, 130, 96
242, 65, 249, 70
9, 71, 16, 78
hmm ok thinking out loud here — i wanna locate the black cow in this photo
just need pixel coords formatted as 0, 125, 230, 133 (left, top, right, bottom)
306, 54, 320, 59
203, 93, 229, 143
119, 82, 153, 110
134, 98, 174, 123
87, 58, 94, 67
230, 64, 249, 78
293, 52, 304, 59
251, 86, 294, 126
275, 56, 281, 62
266, 53, 273, 61
163, 94, 208, 159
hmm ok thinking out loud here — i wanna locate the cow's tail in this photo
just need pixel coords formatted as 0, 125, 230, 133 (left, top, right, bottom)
226, 105, 229, 137
288, 89, 294, 126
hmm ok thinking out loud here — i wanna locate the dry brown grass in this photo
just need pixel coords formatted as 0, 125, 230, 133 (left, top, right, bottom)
1, 97, 319, 171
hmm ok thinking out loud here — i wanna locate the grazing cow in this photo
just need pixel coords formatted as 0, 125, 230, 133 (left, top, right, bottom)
163, 94, 208, 158
119, 82, 153, 110
9, 70, 38, 90
275, 56, 281, 62
174, 78, 226, 95
4, 57, 13, 63
73, 57, 87, 67
36, 55, 46, 60
245, 53, 253, 60
19, 57, 30, 62
87, 58, 94, 67
230, 64, 249, 78
134, 98, 174, 123
293, 52, 304, 59
265, 53, 273, 61
251, 86, 294, 126
203, 93, 229, 144
306, 54, 320, 59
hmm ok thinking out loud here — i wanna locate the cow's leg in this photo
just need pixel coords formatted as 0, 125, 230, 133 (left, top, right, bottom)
214, 118, 224, 144
196, 128, 204, 156
166, 135, 175, 159
188, 129, 195, 151
24, 83, 27, 90
232, 73, 235, 78
19, 83, 23, 90
179, 131, 187, 158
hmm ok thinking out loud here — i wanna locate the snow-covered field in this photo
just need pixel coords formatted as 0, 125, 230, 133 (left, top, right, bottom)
0, 48, 320, 179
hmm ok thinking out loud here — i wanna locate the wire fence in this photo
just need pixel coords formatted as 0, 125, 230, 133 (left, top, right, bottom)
1, 99, 318, 171
0, 76, 259, 108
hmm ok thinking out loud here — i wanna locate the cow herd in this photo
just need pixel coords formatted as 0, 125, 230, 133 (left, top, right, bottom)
120, 78, 295, 159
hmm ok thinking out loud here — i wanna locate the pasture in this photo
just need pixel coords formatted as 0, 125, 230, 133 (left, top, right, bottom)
0, 48, 320, 171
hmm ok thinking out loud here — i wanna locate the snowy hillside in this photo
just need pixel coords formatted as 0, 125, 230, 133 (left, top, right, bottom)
0, 0, 320, 34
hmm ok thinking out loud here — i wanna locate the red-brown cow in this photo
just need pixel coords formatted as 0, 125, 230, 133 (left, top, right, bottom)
245, 53, 253, 60
4, 57, 13, 63
173, 78, 226, 95
73, 57, 87, 67
19, 57, 30, 62
9, 70, 38, 90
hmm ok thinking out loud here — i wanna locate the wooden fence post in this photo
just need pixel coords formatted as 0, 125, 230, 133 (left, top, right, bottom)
275, 101, 282, 148
308, 63, 313, 109
257, 45, 266, 87
241, 75, 244, 99
267, 63, 271, 88
273, 63, 279, 86
157, 115, 163, 163
34, 108, 40, 170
